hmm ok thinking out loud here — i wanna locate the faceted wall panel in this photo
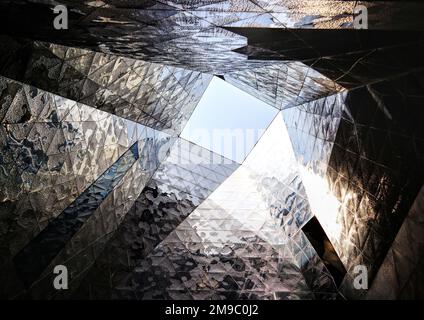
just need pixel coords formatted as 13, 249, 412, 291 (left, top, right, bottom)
14, 142, 140, 287
317, 71, 424, 297
367, 186, 424, 299
228, 27, 424, 89
0, 0, 423, 301
0, 36, 212, 135
282, 91, 346, 177
0, 76, 173, 298
71, 139, 240, 299
0, 79, 113, 253
240, 113, 314, 236
224, 62, 343, 109
29, 132, 175, 300
74, 113, 340, 300
1, 2, 422, 73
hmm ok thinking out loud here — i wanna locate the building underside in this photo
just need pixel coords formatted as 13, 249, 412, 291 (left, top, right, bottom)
0, 0, 423, 300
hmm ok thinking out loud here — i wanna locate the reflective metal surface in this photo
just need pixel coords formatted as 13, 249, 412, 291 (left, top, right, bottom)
72, 115, 338, 299
0, 36, 212, 135
0, 0, 423, 300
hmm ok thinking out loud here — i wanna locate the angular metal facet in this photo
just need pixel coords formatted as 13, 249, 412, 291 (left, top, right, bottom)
0, 0, 423, 301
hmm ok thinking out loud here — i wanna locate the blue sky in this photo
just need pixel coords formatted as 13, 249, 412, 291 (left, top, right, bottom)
180, 76, 278, 163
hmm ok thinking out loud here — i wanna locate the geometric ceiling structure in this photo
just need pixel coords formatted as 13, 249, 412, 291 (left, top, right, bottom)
0, 36, 213, 136
0, 1, 424, 300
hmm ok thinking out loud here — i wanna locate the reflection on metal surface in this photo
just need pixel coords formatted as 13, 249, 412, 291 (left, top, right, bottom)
73, 113, 340, 299
300, 167, 342, 243
2, 1, 423, 74
70, 138, 240, 299
367, 186, 424, 299
224, 62, 344, 109
13, 142, 139, 286
0, 36, 212, 135
0, 0, 423, 300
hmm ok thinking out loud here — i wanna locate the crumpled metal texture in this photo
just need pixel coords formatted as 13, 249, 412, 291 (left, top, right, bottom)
76, 113, 340, 300
14, 142, 140, 287
228, 27, 424, 89
242, 113, 314, 237
227, 25, 424, 296
0, 0, 423, 301
323, 71, 424, 298
224, 62, 344, 110
1, 1, 418, 74
0, 77, 124, 256
0, 76, 174, 298
70, 139, 240, 299
0, 36, 212, 135
29, 133, 175, 300
282, 92, 346, 177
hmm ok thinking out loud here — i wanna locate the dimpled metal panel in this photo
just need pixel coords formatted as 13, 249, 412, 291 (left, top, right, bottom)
0, 0, 423, 300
